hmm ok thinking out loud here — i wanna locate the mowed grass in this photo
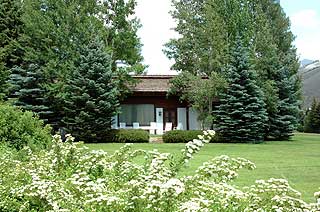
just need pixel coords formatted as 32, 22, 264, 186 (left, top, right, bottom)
87, 133, 320, 203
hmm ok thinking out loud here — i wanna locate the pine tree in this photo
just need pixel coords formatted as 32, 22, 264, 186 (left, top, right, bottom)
316, 102, 320, 133
304, 99, 320, 133
254, 1, 301, 140
8, 0, 143, 127
9, 64, 53, 121
62, 38, 120, 142
215, 37, 268, 142
269, 67, 300, 140
167, 0, 301, 141
0, 0, 24, 99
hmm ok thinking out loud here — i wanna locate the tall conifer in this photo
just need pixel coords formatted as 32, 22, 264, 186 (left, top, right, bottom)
9, 64, 53, 121
304, 99, 320, 134
215, 37, 268, 142
62, 38, 120, 142
0, 0, 24, 99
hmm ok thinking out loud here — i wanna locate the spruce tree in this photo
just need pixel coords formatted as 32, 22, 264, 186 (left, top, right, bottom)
8, 0, 143, 127
316, 102, 320, 133
304, 99, 320, 133
62, 38, 120, 142
9, 64, 53, 121
167, 0, 301, 141
269, 67, 300, 140
0, 0, 24, 99
215, 37, 268, 142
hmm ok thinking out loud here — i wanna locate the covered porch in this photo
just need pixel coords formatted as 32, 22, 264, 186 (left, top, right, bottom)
111, 75, 201, 134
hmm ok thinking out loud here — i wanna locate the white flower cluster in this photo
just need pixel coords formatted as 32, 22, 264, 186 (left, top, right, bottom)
196, 155, 256, 182
0, 131, 319, 211
314, 190, 320, 201
183, 130, 215, 163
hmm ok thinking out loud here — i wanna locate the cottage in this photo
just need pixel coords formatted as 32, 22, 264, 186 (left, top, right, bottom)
111, 75, 201, 134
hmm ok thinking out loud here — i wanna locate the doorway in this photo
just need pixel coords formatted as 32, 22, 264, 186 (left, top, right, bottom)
163, 108, 177, 129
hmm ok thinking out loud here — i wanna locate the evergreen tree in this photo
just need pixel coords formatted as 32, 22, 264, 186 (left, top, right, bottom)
8, 0, 143, 127
251, 0, 301, 139
215, 37, 268, 142
0, 0, 24, 99
269, 67, 300, 139
315, 102, 320, 133
62, 38, 120, 142
167, 0, 301, 141
0, 63, 8, 100
9, 64, 52, 120
304, 99, 320, 133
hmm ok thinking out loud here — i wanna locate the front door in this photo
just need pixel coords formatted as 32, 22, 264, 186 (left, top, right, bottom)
163, 108, 177, 129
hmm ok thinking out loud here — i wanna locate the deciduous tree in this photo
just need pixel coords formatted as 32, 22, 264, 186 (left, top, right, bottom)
169, 72, 227, 129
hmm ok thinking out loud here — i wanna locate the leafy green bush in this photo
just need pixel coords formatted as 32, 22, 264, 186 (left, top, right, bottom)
0, 103, 52, 150
163, 130, 203, 143
0, 131, 319, 211
103, 129, 149, 143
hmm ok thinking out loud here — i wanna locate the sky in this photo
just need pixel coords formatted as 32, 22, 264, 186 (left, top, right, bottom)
135, 0, 320, 75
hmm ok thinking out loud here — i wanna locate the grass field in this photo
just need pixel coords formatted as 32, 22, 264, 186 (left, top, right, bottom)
87, 133, 320, 203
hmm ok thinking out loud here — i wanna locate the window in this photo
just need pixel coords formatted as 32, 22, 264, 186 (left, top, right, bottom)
119, 104, 155, 126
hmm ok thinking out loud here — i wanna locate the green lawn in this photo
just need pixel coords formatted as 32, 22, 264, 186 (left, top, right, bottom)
87, 133, 320, 203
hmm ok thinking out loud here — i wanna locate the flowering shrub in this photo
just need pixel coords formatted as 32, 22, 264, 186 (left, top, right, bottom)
0, 131, 319, 211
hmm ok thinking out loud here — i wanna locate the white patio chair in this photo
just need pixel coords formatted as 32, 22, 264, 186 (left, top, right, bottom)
119, 122, 126, 129
164, 122, 173, 132
133, 122, 140, 129
150, 122, 157, 135
156, 123, 164, 135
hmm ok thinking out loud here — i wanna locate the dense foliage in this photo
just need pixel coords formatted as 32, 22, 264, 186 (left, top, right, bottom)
9, 65, 53, 122
0, 131, 319, 211
215, 37, 268, 142
0, 103, 52, 150
61, 38, 120, 142
304, 99, 320, 133
0, 0, 24, 99
105, 129, 150, 143
3, 0, 143, 130
269, 67, 301, 140
166, 0, 301, 141
163, 130, 203, 143
169, 72, 227, 129
0, 0, 144, 141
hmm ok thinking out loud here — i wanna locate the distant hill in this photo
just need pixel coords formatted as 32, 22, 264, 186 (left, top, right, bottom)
299, 60, 320, 108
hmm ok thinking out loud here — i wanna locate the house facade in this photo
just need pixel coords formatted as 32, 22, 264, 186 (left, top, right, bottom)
111, 75, 201, 134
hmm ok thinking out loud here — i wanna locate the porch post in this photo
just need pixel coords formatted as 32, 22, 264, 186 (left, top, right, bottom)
156, 108, 163, 135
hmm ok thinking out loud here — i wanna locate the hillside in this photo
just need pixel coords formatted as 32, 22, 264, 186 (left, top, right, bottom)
299, 60, 320, 108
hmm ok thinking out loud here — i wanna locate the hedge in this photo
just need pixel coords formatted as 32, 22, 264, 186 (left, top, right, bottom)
163, 130, 203, 143
103, 129, 149, 143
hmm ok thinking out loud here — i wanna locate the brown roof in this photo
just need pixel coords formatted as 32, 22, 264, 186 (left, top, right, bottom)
131, 75, 175, 92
